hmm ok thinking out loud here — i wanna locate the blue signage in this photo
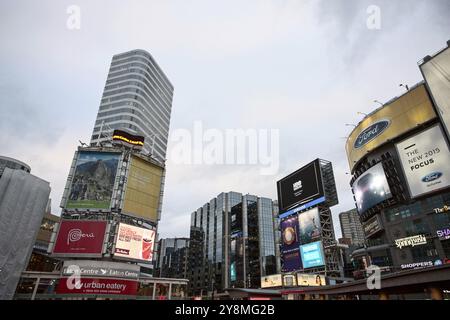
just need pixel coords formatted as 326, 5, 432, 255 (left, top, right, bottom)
278, 196, 326, 220
300, 241, 325, 269
422, 172, 443, 183
354, 120, 390, 149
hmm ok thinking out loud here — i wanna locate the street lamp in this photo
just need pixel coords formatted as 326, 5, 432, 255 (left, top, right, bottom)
357, 112, 368, 116
374, 100, 383, 107
399, 83, 409, 91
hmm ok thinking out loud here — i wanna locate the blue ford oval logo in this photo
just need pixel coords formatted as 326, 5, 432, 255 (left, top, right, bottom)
422, 172, 442, 183
354, 120, 390, 149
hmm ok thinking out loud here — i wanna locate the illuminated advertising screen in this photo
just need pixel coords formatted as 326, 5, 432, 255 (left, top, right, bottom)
299, 241, 325, 269
66, 151, 121, 209
396, 125, 450, 198
297, 273, 326, 286
352, 163, 392, 214
298, 207, 321, 244
280, 216, 303, 272
122, 156, 163, 222
230, 262, 237, 282
113, 223, 156, 262
420, 46, 450, 140
277, 159, 324, 213
260, 274, 282, 288
112, 129, 145, 148
52, 220, 107, 257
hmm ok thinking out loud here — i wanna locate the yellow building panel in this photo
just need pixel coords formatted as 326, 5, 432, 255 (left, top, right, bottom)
345, 84, 436, 171
122, 156, 163, 222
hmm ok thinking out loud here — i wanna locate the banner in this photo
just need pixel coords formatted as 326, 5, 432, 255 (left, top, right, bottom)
114, 223, 156, 262
57, 278, 138, 296
298, 207, 321, 244
52, 220, 107, 257
396, 125, 450, 198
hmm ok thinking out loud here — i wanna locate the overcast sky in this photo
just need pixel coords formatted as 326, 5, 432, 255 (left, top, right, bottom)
1, 0, 449, 239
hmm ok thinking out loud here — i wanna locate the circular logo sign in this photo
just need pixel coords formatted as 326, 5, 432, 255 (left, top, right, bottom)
354, 120, 390, 149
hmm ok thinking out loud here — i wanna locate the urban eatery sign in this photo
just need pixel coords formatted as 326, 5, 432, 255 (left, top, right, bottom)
395, 234, 427, 249
354, 120, 390, 149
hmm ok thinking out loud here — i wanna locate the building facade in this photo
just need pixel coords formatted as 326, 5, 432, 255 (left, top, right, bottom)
187, 192, 278, 297
154, 238, 189, 279
0, 156, 31, 177
339, 209, 365, 246
90, 49, 174, 163
345, 81, 450, 276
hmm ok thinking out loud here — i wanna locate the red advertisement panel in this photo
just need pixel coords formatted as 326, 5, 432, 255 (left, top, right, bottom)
53, 220, 107, 256
57, 278, 138, 296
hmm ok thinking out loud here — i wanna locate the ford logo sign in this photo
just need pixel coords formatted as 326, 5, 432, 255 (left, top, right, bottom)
354, 120, 390, 149
422, 172, 442, 183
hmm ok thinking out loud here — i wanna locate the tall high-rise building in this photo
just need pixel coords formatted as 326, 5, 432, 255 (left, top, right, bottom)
90, 49, 174, 162
154, 238, 189, 279
187, 192, 278, 297
339, 209, 365, 246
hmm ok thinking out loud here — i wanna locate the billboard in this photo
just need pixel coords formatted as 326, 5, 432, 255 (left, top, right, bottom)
277, 159, 324, 212
346, 84, 436, 171
62, 260, 140, 279
297, 273, 326, 287
52, 220, 107, 257
298, 207, 321, 244
112, 129, 145, 148
260, 274, 282, 288
57, 277, 138, 296
122, 155, 163, 222
280, 216, 302, 272
352, 163, 392, 214
396, 125, 450, 198
420, 45, 450, 141
282, 275, 297, 287
363, 214, 383, 238
66, 151, 121, 209
299, 241, 325, 269
113, 223, 156, 262
437, 227, 450, 241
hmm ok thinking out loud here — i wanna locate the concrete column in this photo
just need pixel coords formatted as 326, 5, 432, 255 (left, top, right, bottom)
168, 283, 172, 300
379, 292, 389, 300
429, 287, 443, 300
152, 283, 156, 300
31, 277, 40, 301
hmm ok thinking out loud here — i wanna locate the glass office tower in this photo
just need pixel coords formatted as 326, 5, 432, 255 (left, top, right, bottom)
90, 49, 174, 163
187, 192, 278, 297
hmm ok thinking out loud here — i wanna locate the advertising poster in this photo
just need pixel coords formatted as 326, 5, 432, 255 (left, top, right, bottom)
297, 273, 326, 286
230, 262, 237, 282
113, 223, 156, 262
300, 241, 325, 269
420, 46, 450, 140
66, 151, 121, 209
280, 215, 303, 272
260, 274, 282, 288
396, 125, 450, 198
277, 159, 324, 212
352, 162, 392, 214
52, 220, 107, 257
57, 278, 138, 296
298, 207, 321, 244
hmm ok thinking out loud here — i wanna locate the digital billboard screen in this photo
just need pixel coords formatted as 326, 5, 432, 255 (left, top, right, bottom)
122, 155, 163, 222
52, 220, 107, 257
299, 241, 325, 269
352, 162, 392, 214
297, 273, 326, 286
113, 223, 156, 262
420, 46, 450, 140
280, 215, 303, 272
396, 125, 450, 198
277, 159, 324, 213
66, 151, 121, 209
298, 207, 321, 244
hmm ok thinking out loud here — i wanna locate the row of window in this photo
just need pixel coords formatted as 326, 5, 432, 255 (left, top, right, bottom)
111, 52, 173, 90
101, 86, 171, 124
